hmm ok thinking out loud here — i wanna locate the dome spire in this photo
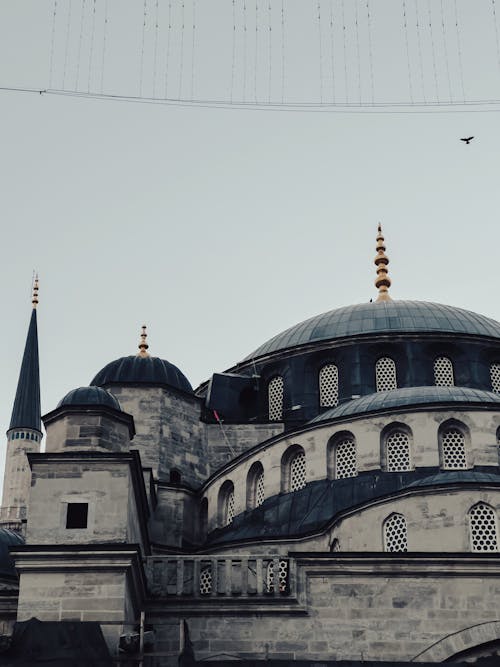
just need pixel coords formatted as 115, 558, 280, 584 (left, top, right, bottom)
374, 223, 392, 302
137, 325, 150, 357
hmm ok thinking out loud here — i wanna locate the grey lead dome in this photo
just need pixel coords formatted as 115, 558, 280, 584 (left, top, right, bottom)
244, 300, 500, 361
90, 355, 193, 394
57, 385, 121, 411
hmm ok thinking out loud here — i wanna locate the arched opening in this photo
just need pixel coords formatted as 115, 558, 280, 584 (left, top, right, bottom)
246, 461, 265, 510
217, 480, 235, 527
327, 431, 357, 480
268, 376, 284, 421
375, 356, 397, 392
439, 419, 469, 470
383, 513, 408, 552
281, 445, 306, 493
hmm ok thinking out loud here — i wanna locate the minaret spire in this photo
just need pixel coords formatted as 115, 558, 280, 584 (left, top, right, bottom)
9, 277, 41, 432
374, 224, 392, 302
137, 325, 150, 358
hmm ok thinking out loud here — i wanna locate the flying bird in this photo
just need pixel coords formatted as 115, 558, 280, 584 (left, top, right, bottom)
460, 136, 474, 144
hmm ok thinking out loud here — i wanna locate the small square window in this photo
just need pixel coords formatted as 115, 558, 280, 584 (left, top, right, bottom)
66, 503, 88, 529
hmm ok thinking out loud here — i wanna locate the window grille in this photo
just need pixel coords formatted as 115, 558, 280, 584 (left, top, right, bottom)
266, 559, 288, 593
383, 513, 408, 552
386, 431, 412, 472
491, 363, 500, 393
319, 364, 339, 407
268, 376, 284, 421
469, 503, 498, 552
255, 470, 265, 507
441, 427, 467, 469
434, 356, 454, 387
200, 565, 212, 595
290, 452, 306, 491
376, 357, 397, 392
225, 490, 235, 525
335, 438, 357, 479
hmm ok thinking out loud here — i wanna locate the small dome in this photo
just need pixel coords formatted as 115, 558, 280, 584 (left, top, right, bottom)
57, 386, 121, 411
0, 528, 24, 578
243, 301, 500, 361
90, 356, 193, 394
311, 386, 500, 422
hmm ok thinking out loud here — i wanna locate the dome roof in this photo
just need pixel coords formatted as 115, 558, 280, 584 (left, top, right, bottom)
311, 386, 500, 422
243, 301, 500, 361
0, 528, 24, 578
57, 386, 121, 411
91, 355, 193, 394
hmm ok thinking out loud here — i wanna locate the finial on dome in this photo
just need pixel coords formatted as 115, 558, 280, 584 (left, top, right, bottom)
374, 224, 392, 302
137, 325, 150, 357
32, 275, 39, 309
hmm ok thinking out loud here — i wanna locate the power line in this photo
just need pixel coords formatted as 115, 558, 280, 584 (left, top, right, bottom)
414, 0, 426, 103
191, 0, 197, 100
100, 0, 109, 94
231, 0, 236, 103
243, 0, 248, 102
440, 0, 453, 101
267, 0, 272, 103
178, 0, 185, 99
492, 0, 500, 77
139, 0, 148, 97
317, 1, 324, 104
87, 0, 97, 92
402, 0, 414, 104
366, 0, 375, 104
62, 0, 73, 90
329, 0, 336, 104
164, 1, 172, 98
254, 0, 258, 103
341, 0, 348, 103
75, 0, 86, 90
153, 0, 160, 98
427, 0, 440, 102
354, 0, 362, 104
453, 0, 466, 102
280, 0, 285, 103
49, 0, 58, 88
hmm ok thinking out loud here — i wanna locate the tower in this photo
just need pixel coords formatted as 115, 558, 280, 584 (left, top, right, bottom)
0, 278, 42, 530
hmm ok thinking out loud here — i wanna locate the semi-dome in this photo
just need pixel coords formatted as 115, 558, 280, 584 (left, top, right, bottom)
243, 300, 500, 362
311, 386, 500, 422
57, 386, 121, 411
91, 356, 193, 394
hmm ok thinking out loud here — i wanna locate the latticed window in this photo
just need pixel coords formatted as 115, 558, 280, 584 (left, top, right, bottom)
334, 438, 357, 479
266, 559, 288, 593
319, 364, 339, 407
383, 513, 408, 552
434, 356, 454, 387
441, 427, 467, 470
469, 503, 498, 552
200, 565, 212, 595
386, 431, 412, 472
290, 452, 306, 491
491, 363, 500, 393
225, 490, 235, 525
268, 376, 284, 421
255, 470, 265, 507
376, 357, 397, 392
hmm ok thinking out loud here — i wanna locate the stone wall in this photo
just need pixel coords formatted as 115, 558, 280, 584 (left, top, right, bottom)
149, 555, 500, 664
206, 423, 283, 474
107, 386, 207, 486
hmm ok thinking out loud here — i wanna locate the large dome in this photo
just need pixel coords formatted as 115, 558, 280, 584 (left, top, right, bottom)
91, 355, 193, 394
243, 301, 500, 361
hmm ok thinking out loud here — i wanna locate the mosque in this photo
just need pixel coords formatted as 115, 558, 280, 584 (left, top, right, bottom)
1, 226, 500, 665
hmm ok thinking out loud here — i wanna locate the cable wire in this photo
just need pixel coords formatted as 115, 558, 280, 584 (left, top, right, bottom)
87, 0, 97, 92
49, 0, 58, 88
354, 0, 362, 103
318, 1, 324, 104
492, 0, 500, 76
178, 0, 186, 99
414, 0, 426, 103
63, 0, 73, 90
280, 0, 285, 103
453, 0, 466, 102
366, 0, 375, 104
243, 0, 248, 102
341, 0, 348, 103
231, 0, 236, 103
427, 0, 440, 102
440, 0, 453, 101
153, 0, 160, 98
100, 0, 109, 94
254, 0, 258, 103
329, 0, 336, 103
164, 1, 172, 98
268, 0, 272, 103
75, 0, 86, 90
402, 0, 414, 104
139, 0, 148, 97
191, 0, 197, 100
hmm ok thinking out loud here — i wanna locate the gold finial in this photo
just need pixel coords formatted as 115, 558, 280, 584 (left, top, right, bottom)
137, 325, 150, 357
32, 275, 39, 309
374, 224, 392, 302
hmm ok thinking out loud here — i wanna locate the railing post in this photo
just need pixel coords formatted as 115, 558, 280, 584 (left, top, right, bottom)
256, 557, 264, 595
193, 558, 201, 598
225, 558, 232, 596
273, 557, 280, 597
241, 557, 248, 597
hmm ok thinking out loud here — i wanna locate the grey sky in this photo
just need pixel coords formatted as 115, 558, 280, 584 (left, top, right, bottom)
1, 1, 500, 482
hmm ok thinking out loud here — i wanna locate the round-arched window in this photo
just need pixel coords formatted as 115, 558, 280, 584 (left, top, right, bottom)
375, 357, 397, 392
434, 356, 454, 387
319, 364, 339, 407
268, 376, 284, 421
383, 513, 408, 552
469, 503, 498, 552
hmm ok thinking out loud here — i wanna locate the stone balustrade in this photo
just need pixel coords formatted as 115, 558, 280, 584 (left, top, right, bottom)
145, 555, 294, 599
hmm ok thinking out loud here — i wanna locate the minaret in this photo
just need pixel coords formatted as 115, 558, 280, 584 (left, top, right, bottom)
374, 223, 392, 302
1, 277, 42, 530
137, 325, 150, 358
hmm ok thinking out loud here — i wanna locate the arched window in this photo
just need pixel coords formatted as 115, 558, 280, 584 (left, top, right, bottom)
491, 363, 500, 393
218, 481, 235, 527
439, 423, 468, 470
268, 376, 284, 421
375, 357, 397, 392
469, 503, 498, 552
290, 451, 306, 491
383, 513, 408, 552
266, 559, 288, 593
434, 356, 454, 387
246, 462, 265, 510
331, 435, 357, 479
319, 364, 339, 407
385, 429, 412, 472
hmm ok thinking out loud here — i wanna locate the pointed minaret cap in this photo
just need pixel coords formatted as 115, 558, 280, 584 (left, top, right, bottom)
374, 223, 392, 302
137, 325, 150, 358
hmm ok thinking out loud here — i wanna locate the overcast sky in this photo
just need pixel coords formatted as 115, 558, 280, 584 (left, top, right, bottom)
1, 1, 500, 481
